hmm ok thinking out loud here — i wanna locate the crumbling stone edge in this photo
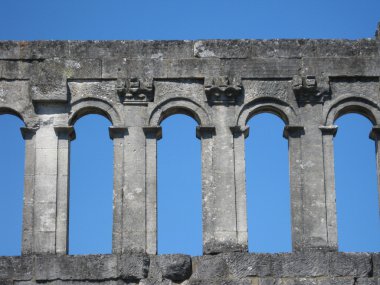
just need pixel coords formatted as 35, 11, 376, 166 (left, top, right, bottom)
0, 252, 379, 284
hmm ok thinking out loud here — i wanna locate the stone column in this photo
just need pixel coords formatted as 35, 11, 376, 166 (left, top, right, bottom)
108, 127, 128, 254
369, 125, 380, 214
144, 126, 162, 254
202, 76, 246, 254
196, 126, 217, 254
54, 126, 75, 254
290, 75, 335, 251
20, 127, 38, 255
29, 125, 60, 253
283, 125, 305, 252
230, 126, 249, 249
319, 125, 338, 250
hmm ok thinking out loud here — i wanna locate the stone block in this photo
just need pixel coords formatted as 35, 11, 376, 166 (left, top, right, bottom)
373, 253, 380, 277
0, 256, 34, 281
153, 254, 192, 282
118, 253, 150, 281
328, 253, 372, 277
191, 255, 228, 280
35, 254, 117, 281
194, 40, 252, 59
272, 252, 329, 278
223, 253, 272, 278
356, 278, 379, 285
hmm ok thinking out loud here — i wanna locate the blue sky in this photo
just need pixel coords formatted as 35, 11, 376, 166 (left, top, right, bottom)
0, 0, 379, 256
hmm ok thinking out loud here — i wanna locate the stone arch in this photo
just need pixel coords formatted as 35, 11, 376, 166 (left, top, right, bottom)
149, 98, 211, 126
69, 100, 123, 126
0, 107, 25, 126
237, 97, 299, 127
324, 96, 380, 126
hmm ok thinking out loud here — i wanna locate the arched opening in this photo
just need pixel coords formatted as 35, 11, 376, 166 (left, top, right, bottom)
0, 114, 25, 256
334, 113, 380, 251
157, 114, 202, 255
245, 113, 291, 253
69, 114, 113, 254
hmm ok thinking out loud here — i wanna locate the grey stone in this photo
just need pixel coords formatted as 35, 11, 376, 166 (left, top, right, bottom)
328, 253, 372, 277
272, 252, 329, 277
223, 253, 272, 278
118, 254, 150, 281
35, 254, 117, 281
192, 255, 228, 280
373, 253, 380, 277
0, 256, 34, 281
155, 254, 192, 282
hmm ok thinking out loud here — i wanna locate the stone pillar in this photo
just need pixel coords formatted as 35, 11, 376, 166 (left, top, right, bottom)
290, 75, 335, 251
29, 125, 60, 253
283, 125, 305, 252
20, 127, 38, 255
108, 127, 128, 254
54, 126, 75, 254
369, 125, 380, 214
202, 76, 246, 254
144, 126, 162, 254
230, 126, 249, 249
319, 125, 338, 250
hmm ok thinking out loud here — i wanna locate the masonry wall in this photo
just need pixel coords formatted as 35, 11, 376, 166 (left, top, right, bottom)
1, 24, 380, 285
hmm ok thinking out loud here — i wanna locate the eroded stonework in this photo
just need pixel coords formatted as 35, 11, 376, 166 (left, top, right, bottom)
1, 23, 380, 284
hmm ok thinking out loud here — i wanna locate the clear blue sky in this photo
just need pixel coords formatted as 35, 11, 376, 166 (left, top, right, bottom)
0, 0, 379, 256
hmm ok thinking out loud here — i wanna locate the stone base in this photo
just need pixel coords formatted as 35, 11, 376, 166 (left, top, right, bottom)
1, 252, 379, 284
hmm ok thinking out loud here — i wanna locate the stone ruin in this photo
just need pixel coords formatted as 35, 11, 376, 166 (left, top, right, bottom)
1, 24, 380, 285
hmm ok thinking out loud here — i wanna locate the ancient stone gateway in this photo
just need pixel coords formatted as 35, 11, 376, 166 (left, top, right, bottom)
1, 25, 380, 284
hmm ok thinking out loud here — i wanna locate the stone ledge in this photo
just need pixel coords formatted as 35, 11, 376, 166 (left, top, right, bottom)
0, 252, 378, 284
0, 38, 379, 60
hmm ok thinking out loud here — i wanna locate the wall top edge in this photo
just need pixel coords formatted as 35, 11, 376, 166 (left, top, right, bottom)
0, 39, 379, 60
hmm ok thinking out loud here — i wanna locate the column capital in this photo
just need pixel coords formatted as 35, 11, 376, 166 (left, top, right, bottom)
143, 126, 162, 140
20, 127, 39, 140
283, 125, 305, 139
369, 125, 380, 140
196, 126, 216, 139
109, 126, 128, 140
319, 125, 338, 137
230, 126, 250, 138
54, 126, 76, 141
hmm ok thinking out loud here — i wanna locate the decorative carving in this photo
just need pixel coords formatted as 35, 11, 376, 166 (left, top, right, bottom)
116, 78, 154, 105
204, 77, 243, 105
292, 75, 331, 106
319, 125, 338, 137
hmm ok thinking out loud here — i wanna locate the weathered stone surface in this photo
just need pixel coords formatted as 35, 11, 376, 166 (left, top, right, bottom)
118, 254, 150, 281
223, 253, 272, 278
272, 252, 329, 278
192, 255, 228, 280
35, 254, 117, 281
373, 254, 380, 277
0, 256, 34, 281
153, 254, 192, 282
328, 253, 372, 277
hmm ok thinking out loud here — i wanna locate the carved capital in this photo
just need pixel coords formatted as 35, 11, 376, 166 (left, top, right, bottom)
143, 126, 162, 140
369, 125, 380, 141
54, 126, 76, 141
205, 77, 242, 105
196, 126, 216, 139
20, 127, 39, 140
116, 78, 154, 105
283, 125, 305, 139
109, 126, 128, 140
292, 75, 331, 106
230, 126, 250, 138
319, 125, 338, 137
